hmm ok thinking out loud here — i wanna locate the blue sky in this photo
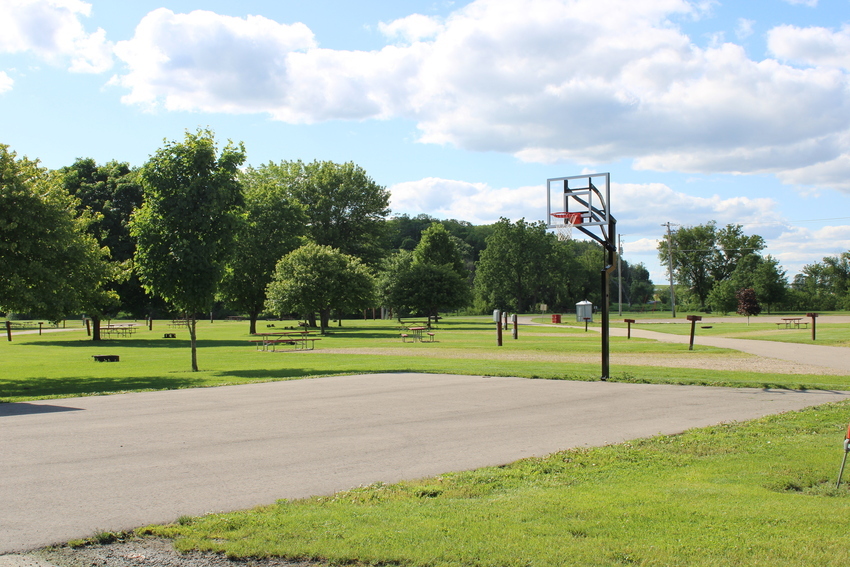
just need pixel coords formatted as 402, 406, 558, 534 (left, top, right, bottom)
1, 0, 849, 283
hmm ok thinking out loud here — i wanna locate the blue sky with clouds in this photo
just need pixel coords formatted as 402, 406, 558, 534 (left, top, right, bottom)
1, 0, 849, 283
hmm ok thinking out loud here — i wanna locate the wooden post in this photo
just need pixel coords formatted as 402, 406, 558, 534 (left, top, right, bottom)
38, 322, 43, 335
624, 319, 635, 339
686, 315, 702, 350
495, 310, 502, 346
148, 316, 153, 331
512, 314, 518, 340
5, 320, 11, 342
85, 318, 91, 337
584, 317, 591, 331
807, 313, 818, 341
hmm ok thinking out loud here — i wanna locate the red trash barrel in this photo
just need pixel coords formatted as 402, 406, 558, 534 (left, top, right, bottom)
551, 314, 562, 324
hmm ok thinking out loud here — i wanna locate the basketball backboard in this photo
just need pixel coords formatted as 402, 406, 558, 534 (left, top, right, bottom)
546, 173, 613, 246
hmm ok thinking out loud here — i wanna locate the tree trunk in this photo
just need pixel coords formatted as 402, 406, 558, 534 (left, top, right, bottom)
249, 311, 259, 335
319, 308, 331, 335
91, 314, 102, 341
308, 313, 317, 328
188, 314, 199, 372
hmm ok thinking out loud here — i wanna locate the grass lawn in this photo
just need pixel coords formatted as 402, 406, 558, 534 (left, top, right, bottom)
3, 316, 850, 403
142, 401, 850, 566
8, 315, 850, 565
536, 313, 850, 348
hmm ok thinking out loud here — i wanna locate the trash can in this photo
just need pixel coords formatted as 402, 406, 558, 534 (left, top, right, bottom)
576, 300, 593, 323
551, 314, 562, 324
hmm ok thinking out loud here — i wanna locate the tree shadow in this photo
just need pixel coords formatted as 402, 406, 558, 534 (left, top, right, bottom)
0, 374, 209, 401
0, 402, 85, 417
20, 338, 252, 349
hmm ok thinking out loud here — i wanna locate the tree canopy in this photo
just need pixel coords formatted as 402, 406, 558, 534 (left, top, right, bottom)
259, 160, 390, 266
265, 243, 375, 334
0, 145, 113, 321
219, 165, 306, 335
658, 222, 766, 308
131, 130, 245, 370
475, 218, 560, 313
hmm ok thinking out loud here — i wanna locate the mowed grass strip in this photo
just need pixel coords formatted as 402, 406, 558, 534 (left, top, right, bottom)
601, 316, 850, 347
2, 317, 850, 402
143, 402, 850, 567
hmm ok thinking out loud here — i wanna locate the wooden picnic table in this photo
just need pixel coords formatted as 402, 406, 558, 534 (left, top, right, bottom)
251, 331, 321, 351
779, 317, 807, 329
101, 324, 137, 338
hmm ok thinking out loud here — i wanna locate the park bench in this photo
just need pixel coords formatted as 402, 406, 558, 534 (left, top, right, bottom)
92, 354, 119, 362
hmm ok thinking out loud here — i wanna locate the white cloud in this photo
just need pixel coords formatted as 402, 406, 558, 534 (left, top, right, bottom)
767, 24, 850, 70
379, 14, 444, 43
389, 177, 541, 224
112, 9, 317, 114
0, 71, 13, 93
0, 0, 113, 72
110, 1, 850, 193
735, 18, 755, 40
782, 0, 817, 6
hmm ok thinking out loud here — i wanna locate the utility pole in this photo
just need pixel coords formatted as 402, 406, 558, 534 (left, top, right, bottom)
617, 234, 623, 316
663, 222, 677, 318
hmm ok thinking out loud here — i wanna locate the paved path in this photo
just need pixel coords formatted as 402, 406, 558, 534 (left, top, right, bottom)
2, 373, 849, 553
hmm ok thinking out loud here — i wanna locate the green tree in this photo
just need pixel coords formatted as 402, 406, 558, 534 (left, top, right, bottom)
131, 130, 245, 371
750, 256, 788, 314
706, 279, 737, 314
475, 218, 557, 313
265, 243, 375, 334
378, 250, 415, 317
380, 223, 471, 322
61, 158, 145, 337
658, 222, 765, 308
219, 166, 306, 335
413, 223, 467, 279
263, 160, 390, 265
0, 145, 113, 322
628, 263, 655, 306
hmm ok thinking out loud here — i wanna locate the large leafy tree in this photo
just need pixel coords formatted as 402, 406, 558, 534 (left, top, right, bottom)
0, 145, 113, 322
658, 222, 765, 308
380, 224, 471, 322
413, 223, 467, 279
61, 158, 145, 337
259, 160, 390, 265
219, 166, 306, 335
131, 130, 245, 371
791, 252, 850, 311
475, 218, 558, 313
265, 243, 375, 334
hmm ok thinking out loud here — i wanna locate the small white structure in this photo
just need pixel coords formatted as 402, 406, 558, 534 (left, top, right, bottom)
576, 300, 593, 323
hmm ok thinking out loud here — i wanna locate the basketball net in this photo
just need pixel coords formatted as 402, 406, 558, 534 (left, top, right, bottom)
551, 212, 582, 241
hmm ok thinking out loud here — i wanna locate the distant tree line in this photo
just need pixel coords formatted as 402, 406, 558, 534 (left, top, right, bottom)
657, 221, 849, 315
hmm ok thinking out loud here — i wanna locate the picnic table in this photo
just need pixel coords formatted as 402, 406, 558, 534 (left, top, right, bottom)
779, 317, 808, 329
101, 324, 137, 338
251, 331, 321, 351
401, 326, 435, 342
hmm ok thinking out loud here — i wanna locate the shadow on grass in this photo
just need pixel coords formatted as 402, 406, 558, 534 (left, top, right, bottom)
0, 374, 209, 401
19, 338, 252, 349
217, 367, 416, 380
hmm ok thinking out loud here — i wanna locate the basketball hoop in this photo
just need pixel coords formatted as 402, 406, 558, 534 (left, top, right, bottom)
550, 211, 582, 241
